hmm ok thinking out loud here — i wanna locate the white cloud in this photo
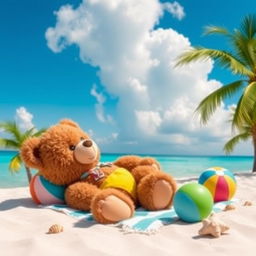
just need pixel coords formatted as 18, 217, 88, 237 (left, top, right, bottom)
46, 0, 251, 155
90, 84, 113, 124
87, 129, 94, 138
163, 1, 185, 20
95, 132, 119, 145
136, 110, 162, 135
112, 132, 119, 140
15, 107, 34, 131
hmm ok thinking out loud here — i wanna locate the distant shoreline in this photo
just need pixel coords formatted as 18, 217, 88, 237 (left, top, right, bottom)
101, 152, 254, 158
0, 149, 18, 153
0, 149, 253, 158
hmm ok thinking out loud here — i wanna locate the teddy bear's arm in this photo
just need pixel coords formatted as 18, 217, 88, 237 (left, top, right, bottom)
65, 181, 100, 211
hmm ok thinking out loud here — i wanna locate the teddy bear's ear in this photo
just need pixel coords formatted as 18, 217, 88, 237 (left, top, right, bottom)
20, 137, 43, 169
59, 119, 79, 128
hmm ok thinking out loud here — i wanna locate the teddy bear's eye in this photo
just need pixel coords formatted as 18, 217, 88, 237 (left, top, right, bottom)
80, 137, 85, 141
69, 145, 76, 151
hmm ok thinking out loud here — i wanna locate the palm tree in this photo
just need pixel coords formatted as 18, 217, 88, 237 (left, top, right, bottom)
224, 123, 252, 155
0, 121, 45, 183
176, 14, 256, 172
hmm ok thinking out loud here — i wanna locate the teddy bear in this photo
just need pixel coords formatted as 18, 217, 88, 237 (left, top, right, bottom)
21, 119, 177, 224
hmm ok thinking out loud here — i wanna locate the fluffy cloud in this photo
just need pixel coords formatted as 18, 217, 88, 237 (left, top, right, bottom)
163, 1, 185, 20
15, 107, 34, 131
94, 132, 119, 145
46, 0, 249, 154
90, 84, 113, 124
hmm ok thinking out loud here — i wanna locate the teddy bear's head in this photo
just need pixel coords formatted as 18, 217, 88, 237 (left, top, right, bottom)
21, 119, 100, 185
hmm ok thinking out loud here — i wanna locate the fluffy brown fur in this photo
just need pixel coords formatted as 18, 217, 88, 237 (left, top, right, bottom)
21, 119, 177, 224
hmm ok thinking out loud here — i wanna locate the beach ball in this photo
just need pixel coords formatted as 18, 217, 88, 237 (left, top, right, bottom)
198, 167, 236, 202
174, 183, 213, 223
29, 175, 66, 205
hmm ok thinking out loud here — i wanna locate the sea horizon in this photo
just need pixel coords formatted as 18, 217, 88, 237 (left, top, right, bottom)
0, 149, 253, 158
0, 150, 253, 189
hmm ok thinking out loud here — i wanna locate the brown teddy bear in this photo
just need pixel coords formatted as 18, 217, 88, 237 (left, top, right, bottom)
21, 119, 177, 224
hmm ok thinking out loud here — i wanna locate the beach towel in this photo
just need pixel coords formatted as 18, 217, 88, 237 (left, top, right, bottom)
44, 199, 236, 234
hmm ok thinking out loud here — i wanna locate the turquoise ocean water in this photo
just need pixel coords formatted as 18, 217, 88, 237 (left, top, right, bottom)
0, 150, 253, 188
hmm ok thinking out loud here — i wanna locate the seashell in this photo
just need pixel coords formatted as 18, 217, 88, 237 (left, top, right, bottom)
47, 224, 64, 234
243, 201, 253, 206
224, 204, 236, 211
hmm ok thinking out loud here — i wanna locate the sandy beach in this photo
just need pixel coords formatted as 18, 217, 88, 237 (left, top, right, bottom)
0, 172, 255, 256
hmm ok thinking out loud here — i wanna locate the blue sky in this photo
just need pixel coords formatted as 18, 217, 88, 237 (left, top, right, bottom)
0, 0, 255, 155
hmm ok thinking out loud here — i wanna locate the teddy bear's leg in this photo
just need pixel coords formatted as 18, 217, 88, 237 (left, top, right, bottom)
91, 188, 135, 224
137, 172, 177, 211
114, 155, 142, 171
65, 181, 100, 211
131, 165, 159, 183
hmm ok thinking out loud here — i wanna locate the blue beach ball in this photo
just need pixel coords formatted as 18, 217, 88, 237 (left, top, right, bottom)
173, 183, 213, 223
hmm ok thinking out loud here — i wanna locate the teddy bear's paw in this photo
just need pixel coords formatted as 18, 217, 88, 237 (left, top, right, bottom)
97, 196, 132, 222
152, 179, 174, 209
91, 189, 135, 224
138, 173, 177, 211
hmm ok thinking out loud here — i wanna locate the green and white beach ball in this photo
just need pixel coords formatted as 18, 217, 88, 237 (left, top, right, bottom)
173, 183, 213, 223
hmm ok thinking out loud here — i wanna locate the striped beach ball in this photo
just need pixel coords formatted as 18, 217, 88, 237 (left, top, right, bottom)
30, 175, 66, 205
173, 183, 213, 223
198, 167, 236, 202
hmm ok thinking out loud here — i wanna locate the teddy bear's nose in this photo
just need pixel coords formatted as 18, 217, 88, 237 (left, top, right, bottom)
82, 140, 93, 147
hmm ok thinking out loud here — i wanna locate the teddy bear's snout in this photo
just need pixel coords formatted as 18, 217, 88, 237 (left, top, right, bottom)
74, 139, 98, 164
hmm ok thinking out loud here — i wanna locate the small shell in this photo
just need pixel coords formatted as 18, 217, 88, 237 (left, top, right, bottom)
243, 201, 253, 206
224, 204, 236, 211
47, 224, 64, 234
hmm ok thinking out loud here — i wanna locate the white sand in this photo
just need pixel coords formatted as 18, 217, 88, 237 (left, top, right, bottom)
0, 172, 256, 256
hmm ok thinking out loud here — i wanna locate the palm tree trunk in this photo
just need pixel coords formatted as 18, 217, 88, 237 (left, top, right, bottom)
253, 142, 256, 172
252, 126, 256, 172
25, 166, 32, 183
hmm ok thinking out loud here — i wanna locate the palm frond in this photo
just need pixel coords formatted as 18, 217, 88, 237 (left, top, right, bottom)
251, 101, 256, 122
9, 154, 22, 173
196, 80, 245, 124
240, 14, 256, 39
203, 25, 230, 36
203, 23, 256, 71
176, 47, 254, 77
0, 138, 19, 149
20, 127, 46, 144
224, 131, 251, 154
0, 121, 23, 143
231, 95, 245, 130
20, 127, 35, 143
231, 31, 256, 70
32, 128, 46, 137
247, 38, 256, 66
232, 81, 256, 129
